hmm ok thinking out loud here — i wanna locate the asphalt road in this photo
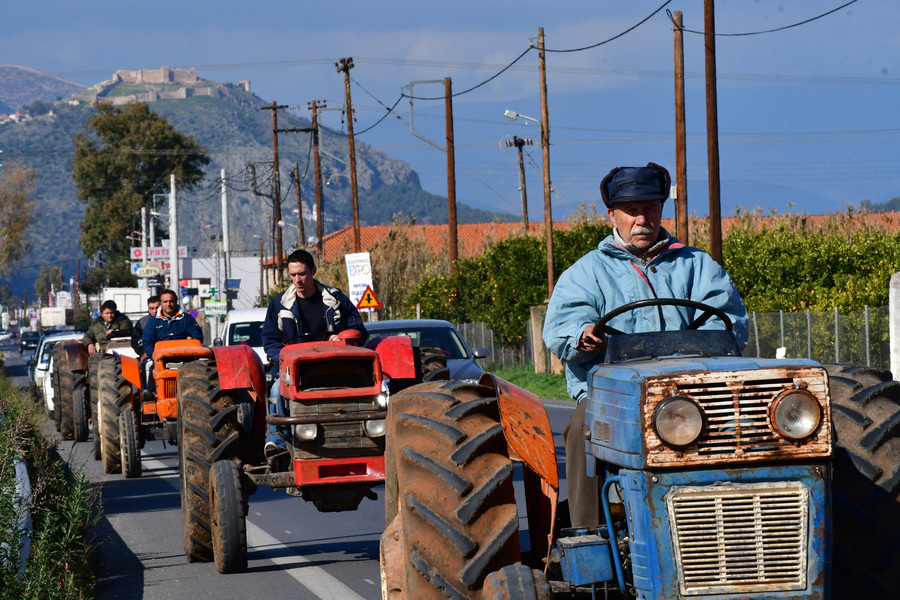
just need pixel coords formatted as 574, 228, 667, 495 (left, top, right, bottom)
1, 342, 575, 600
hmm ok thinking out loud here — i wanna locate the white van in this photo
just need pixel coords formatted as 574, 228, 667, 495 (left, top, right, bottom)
216, 308, 268, 367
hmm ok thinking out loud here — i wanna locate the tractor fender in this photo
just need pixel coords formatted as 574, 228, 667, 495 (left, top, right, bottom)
62, 340, 89, 372
119, 354, 141, 389
479, 373, 559, 567
371, 335, 417, 380
211, 344, 266, 401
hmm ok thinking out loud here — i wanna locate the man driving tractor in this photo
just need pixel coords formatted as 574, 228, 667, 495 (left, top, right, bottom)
140, 288, 203, 400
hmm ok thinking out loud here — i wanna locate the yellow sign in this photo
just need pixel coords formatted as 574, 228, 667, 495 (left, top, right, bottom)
356, 285, 383, 310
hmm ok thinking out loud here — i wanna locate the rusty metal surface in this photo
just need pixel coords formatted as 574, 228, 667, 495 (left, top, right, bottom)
642, 365, 832, 468
380, 517, 405, 600
62, 340, 89, 371
268, 409, 386, 425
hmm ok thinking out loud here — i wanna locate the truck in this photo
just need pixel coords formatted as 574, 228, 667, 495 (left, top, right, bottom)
101, 287, 151, 322
39, 306, 72, 328
380, 298, 900, 599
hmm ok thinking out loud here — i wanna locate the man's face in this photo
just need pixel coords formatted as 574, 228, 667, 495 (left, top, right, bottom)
101, 308, 115, 323
148, 302, 160, 317
160, 294, 178, 318
288, 261, 317, 298
608, 200, 663, 250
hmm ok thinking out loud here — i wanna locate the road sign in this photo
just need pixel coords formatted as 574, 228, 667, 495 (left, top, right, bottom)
130, 246, 188, 260
356, 285, 383, 310
135, 265, 161, 278
345, 252, 373, 306
205, 300, 227, 318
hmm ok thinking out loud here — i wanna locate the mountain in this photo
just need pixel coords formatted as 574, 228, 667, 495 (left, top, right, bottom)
0, 66, 514, 297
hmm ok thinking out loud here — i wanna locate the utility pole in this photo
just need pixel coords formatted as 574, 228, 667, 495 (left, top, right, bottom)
336, 58, 361, 253
261, 101, 288, 285
308, 100, 326, 260
505, 136, 534, 232
258, 238, 265, 306
673, 10, 689, 245
704, 0, 723, 264
293, 162, 306, 247
538, 27, 556, 297
221, 169, 231, 307
169, 173, 180, 291
444, 77, 458, 273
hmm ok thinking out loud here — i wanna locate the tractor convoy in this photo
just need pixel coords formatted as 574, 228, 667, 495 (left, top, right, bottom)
46, 299, 900, 598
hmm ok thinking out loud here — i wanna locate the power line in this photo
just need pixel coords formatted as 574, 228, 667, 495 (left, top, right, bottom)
667, 0, 859, 38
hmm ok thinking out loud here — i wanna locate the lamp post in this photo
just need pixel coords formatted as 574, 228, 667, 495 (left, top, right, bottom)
504, 109, 555, 297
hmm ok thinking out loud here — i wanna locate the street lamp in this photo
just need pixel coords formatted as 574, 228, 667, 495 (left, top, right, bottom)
504, 108, 556, 297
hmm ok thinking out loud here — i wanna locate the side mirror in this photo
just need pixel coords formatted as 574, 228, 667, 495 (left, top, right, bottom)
27, 358, 36, 367
473, 347, 492, 359
213, 337, 223, 347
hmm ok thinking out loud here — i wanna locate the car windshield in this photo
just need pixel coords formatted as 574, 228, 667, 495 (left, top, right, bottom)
40, 344, 54, 364
229, 321, 263, 347
23, 332, 39, 340
367, 327, 470, 360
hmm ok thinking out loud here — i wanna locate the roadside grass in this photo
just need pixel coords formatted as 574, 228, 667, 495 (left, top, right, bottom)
488, 365, 572, 402
0, 373, 100, 599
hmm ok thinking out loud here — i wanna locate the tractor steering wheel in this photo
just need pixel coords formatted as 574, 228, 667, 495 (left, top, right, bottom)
591, 298, 733, 338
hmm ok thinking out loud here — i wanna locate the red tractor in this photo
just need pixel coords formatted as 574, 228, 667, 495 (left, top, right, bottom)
177, 329, 447, 574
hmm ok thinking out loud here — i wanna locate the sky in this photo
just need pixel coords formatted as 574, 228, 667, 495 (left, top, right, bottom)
2, 0, 899, 225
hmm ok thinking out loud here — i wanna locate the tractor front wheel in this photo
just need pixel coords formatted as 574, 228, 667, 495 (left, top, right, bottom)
89, 354, 102, 460
73, 385, 89, 442
481, 565, 551, 600
99, 357, 131, 475
210, 459, 248, 573
119, 405, 143, 478
382, 380, 520, 599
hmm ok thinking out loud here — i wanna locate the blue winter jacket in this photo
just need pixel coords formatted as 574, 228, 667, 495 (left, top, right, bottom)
261, 281, 367, 370
543, 231, 749, 402
142, 311, 204, 357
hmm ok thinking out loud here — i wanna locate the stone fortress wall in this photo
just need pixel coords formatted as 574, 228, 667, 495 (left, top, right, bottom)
86, 67, 251, 106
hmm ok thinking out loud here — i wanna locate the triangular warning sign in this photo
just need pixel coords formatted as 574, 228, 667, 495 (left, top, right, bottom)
356, 285, 383, 309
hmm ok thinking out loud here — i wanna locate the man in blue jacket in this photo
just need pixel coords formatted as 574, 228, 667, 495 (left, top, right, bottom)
542, 162, 749, 528
261, 249, 366, 458
141, 288, 203, 399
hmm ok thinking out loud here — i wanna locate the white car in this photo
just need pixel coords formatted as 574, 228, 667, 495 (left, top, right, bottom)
216, 308, 268, 365
30, 332, 84, 412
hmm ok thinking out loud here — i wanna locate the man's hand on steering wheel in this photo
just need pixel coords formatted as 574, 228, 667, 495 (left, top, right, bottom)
578, 324, 607, 354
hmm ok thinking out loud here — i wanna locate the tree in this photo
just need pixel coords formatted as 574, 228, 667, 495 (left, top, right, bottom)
0, 162, 36, 278
72, 102, 209, 285
34, 265, 62, 302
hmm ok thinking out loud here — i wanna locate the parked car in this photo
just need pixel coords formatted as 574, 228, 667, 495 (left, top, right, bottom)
0, 330, 12, 342
29, 331, 85, 397
215, 307, 270, 382
19, 330, 40, 354
364, 319, 491, 382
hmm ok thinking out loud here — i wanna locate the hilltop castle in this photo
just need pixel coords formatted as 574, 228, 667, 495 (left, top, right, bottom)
80, 67, 251, 106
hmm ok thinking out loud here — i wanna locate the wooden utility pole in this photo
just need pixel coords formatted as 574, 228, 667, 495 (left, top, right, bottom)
308, 100, 326, 260
444, 77, 458, 273
704, 0, 723, 264
293, 162, 306, 247
258, 238, 265, 305
673, 10, 689, 245
505, 136, 534, 232
538, 27, 556, 297
336, 58, 361, 253
261, 101, 287, 284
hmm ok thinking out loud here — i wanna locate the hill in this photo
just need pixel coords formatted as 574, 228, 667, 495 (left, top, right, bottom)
0, 66, 514, 297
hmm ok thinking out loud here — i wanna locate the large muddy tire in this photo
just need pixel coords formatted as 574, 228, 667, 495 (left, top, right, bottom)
99, 356, 131, 475
420, 347, 450, 382
55, 347, 74, 439
210, 459, 248, 573
73, 385, 89, 442
826, 364, 900, 598
383, 380, 520, 599
89, 354, 102, 460
482, 565, 551, 600
177, 360, 245, 563
119, 405, 143, 479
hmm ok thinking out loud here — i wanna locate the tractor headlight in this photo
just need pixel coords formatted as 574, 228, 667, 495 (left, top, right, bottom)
653, 396, 705, 448
770, 389, 821, 440
365, 419, 386, 438
294, 423, 318, 440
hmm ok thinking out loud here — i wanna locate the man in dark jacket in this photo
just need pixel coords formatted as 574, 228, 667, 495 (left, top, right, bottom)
131, 294, 160, 355
141, 289, 203, 398
83, 300, 133, 354
261, 249, 366, 457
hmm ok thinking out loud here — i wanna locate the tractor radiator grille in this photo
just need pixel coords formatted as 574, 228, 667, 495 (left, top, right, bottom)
667, 482, 808, 596
643, 367, 831, 467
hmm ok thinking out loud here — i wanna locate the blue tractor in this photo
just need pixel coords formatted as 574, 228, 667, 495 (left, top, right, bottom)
380, 299, 900, 599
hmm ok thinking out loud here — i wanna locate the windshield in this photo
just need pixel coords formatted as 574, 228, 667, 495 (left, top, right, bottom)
228, 321, 263, 347
366, 327, 469, 360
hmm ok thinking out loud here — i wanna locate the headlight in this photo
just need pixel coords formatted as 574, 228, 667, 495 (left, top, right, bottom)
294, 423, 318, 440
377, 378, 390, 408
365, 419, 386, 438
769, 389, 822, 440
653, 396, 705, 448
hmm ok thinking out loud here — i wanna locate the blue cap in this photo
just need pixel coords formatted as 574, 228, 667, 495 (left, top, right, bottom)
600, 162, 671, 207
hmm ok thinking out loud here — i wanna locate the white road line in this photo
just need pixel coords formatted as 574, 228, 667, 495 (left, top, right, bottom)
143, 454, 366, 600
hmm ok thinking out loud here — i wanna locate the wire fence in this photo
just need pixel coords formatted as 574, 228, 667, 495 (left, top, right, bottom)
458, 304, 892, 371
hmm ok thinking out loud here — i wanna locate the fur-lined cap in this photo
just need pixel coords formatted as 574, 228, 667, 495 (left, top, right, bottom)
600, 162, 671, 207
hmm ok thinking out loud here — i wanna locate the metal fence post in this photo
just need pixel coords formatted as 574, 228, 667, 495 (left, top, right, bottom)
779, 310, 784, 349
865, 305, 871, 367
807, 308, 812, 359
834, 306, 840, 363
753, 311, 760, 358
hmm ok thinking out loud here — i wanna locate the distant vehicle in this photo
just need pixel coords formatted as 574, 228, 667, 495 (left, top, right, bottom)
216, 308, 269, 378
0, 330, 11, 342
364, 319, 491, 382
28, 331, 84, 408
19, 330, 40, 354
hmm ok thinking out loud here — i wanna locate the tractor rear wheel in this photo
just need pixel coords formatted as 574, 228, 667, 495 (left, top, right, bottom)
481, 565, 551, 600
826, 364, 900, 598
119, 405, 143, 478
99, 356, 131, 475
210, 459, 248, 573
56, 347, 75, 440
73, 386, 89, 442
89, 354, 102, 460
177, 360, 245, 563
382, 380, 520, 599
